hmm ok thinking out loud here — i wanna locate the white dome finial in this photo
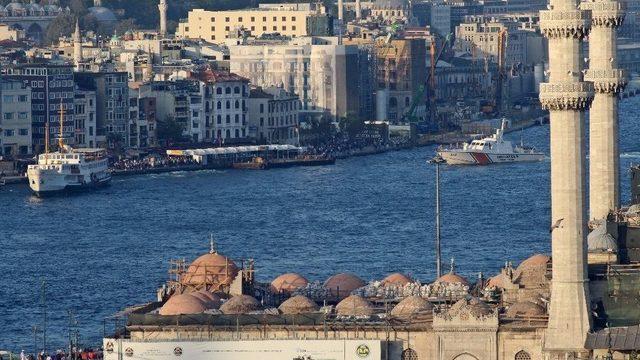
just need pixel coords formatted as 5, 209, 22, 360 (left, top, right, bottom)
209, 234, 217, 254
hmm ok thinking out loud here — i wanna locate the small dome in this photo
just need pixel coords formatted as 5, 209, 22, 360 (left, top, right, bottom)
189, 290, 222, 309
278, 295, 319, 314
6, 2, 26, 13
88, 6, 117, 22
335, 295, 375, 316
159, 293, 209, 315
448, 297, 492, 317
391, 295, 433, 317
381, 273, 412, 286
270, 273, 309, 294
505, 301, 545, 317
436, 272, 469, 286
324, 273, 366, 298
374, 0, 408, 9
588, 222, 618, 252
220, 295, 261, 314
517, 254, 550, 270
180, 251, 239, 291
487, 273, 506, 288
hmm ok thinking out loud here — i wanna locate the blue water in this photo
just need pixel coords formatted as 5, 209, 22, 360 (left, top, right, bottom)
2, 96, 640, 351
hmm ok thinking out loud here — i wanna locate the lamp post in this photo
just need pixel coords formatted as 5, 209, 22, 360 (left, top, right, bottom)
427, 155, 446, 278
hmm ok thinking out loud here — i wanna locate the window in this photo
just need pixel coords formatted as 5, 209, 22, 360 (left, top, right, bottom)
260, 104, 264, 113
251, 17, 255, 21
4, 129, 14, 137
217, 101, 222, 109
235, 100, 239, 109
225, 87, 231, 94
226, 101, 230, 109
225, 129, 230, 138
217, 115, 222, 124
292, 16, 296, 21
216, 87, 222, 94
3, 113, 13, 120
238, 17, 242, 22
514, 351, 531, 360
235, 129, 239, 138
225, 17, 230, 22
3, 95, 14, 103
263, 26, 267, 31
273, 26, 277, 31
282, 16, 286, 21
234, 86, 240, 94
226, 115, 230, 123
18, 112, 28, 119
211, 17, 215, 22
19, 128, 28, 136
235, 114, 239, 123
273, 16, 277, 21
262, 17, 266, 21
401, 349, 418, 360
282, 26, 286, 31
292, 25, 296, 31
225, 26, 230, 31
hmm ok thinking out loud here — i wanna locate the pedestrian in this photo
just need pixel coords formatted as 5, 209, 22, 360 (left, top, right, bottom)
20, 350, 26, 360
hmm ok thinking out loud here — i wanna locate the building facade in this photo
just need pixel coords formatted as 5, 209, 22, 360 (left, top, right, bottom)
177, 5, 330, 44
3, 63, 75, 152
73, 88, 97, 148
0, 78, 31, 157
75, 71, 130, 148
248, 87, 300, 145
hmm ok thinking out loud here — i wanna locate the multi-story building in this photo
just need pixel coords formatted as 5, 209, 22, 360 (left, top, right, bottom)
3, 63, 75, 152
128, 87, 158, 149
139, 80, 207, 143
248, 86, 300, 145
0, 78, 31, 157
75, 71, 130, 147
176, 4, 330, 44
229, 37, 363, 122
191, 69, 250, 142
73, 87, 97, 148
375, 38, 426, 122
454, 17, 545, 67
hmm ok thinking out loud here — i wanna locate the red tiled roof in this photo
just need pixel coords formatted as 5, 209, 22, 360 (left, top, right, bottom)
190, 68, 248, 84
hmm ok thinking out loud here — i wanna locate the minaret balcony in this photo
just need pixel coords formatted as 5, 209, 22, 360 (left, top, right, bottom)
539, 81, 594, 110
584, 69, 627, 94
540, 9, 591, 39
581, 1, 625, 28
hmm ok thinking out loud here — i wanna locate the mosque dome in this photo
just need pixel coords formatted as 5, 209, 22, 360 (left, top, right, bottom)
26, 3, 43, 15
335, 295, 375, 316
391, 295, 433, 317
505, 301, 546, 317
588, 222, 618, 252
6, 2, 27, 15
189, 290, 222, 309
374, 0, 409, 9
278, 295, 319, 314
180, 250, 239, 290
43, 4, 61, 15
0, 6, 6, 15
270, 273, 309, 294
159, 293, 209, 315
381, 273, 412, 286
88, 6, 117, 22
436, 272, 469, 286
487, 273, 507, 288
448, 297, 492, 317
219, 295, 261, 314
517, 254, 550, 270
324, 273, 366, 298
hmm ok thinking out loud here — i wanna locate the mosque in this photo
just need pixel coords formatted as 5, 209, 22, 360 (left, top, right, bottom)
0, 0, 66, 42
102, 0, 640, 359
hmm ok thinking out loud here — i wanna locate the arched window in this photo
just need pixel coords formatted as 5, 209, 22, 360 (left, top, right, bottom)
216, 115, 221, 124
235, 100, 239, 109
389, 97, 398, 108
216, 87, 222, 94
235, 129, 240, 138
234, 86, 240, 94
514, 351, 531, 360
225, 87, 231, 94
401, 349, 418, 360
405, 97, 410, 106
225, 129, 230, 138
234, 114, 239, 123
216, 101, 221, 110
226, 115, 230, 123
226, 101, 230, 109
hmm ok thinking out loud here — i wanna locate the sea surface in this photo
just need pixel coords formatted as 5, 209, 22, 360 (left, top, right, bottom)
2, 96, 640, 351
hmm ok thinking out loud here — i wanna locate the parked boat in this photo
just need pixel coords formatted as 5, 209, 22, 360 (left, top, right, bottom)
232, 157, 267, 170
437, 119, 544, 165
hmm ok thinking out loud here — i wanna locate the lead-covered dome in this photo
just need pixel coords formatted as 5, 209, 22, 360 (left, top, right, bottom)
278, 295, 319, 314
180, 250, 239, 291
324, 273, 366, 299
88, 6, 117, 22
189, 290, 222, 309
505, 301, 545, 317
336, 295, 375, 316
448, 297, 492, 317
588, 222, 618, 252
271, 273, 309, 294
381, 273, 412, 286
391, 295, 433, 317
159, 293, 209, 315
220, 295, 261, 314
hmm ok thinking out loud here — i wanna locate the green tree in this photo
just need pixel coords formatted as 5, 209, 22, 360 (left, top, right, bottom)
44, 14, 75, 45
114, 18, 138, 35
339, 113, 365, 139
157, 116, 185, 144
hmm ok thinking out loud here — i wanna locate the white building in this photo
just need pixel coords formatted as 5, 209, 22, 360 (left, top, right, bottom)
73, 88, 97, 148
248, 87, 300, 145
0, 79, 32, 157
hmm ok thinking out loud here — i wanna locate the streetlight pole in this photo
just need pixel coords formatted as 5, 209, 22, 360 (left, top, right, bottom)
428, 155, 445, 279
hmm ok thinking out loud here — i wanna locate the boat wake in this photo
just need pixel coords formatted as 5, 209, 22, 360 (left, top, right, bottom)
620, 152, 640, 159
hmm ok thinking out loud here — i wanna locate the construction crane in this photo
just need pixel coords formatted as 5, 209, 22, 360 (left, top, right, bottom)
401, 32, 453, 126
495, 29, 508, 114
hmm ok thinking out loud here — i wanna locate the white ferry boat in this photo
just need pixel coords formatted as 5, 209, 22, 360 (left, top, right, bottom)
27, 105, 111, 196
437, 119, 544, 165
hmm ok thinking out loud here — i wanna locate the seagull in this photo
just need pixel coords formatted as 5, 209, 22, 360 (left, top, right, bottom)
550, 218, 564, 233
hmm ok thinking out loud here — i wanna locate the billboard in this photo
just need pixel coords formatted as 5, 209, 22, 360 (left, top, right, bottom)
103, 339, 383, 360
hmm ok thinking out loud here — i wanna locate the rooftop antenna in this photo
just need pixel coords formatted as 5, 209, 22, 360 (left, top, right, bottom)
209, 234, 217, 254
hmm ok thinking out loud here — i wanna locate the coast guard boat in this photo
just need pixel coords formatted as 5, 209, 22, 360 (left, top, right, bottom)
437, 119, 544, 165
27, 105, 110, 196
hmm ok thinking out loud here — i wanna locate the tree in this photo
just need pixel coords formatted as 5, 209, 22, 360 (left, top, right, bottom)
44, 14, 75, 45
69, 0, 88, 17
339, 113, 365, 139
114, 18, 138, 35
157, 116, 185, 144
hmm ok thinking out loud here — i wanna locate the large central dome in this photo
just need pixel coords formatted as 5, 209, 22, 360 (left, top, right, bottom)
180, 251, 239, 291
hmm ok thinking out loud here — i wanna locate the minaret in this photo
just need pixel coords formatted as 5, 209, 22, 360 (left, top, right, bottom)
158, 0, 168, 37
73, 19, 82, 70
94, 0, 102, 7
338, 0, 343, 23
355, 0, 361, 19
539, 0, 593, 357
583, 0, 626, 221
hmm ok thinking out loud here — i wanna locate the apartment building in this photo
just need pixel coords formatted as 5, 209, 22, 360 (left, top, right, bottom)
177, 4, 330, 44
73, 88, 97, 148
248, 86, 300, 145
0, 78, 32, 157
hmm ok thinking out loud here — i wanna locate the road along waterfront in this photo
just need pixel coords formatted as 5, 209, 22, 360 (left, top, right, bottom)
2, 96, 640, 351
